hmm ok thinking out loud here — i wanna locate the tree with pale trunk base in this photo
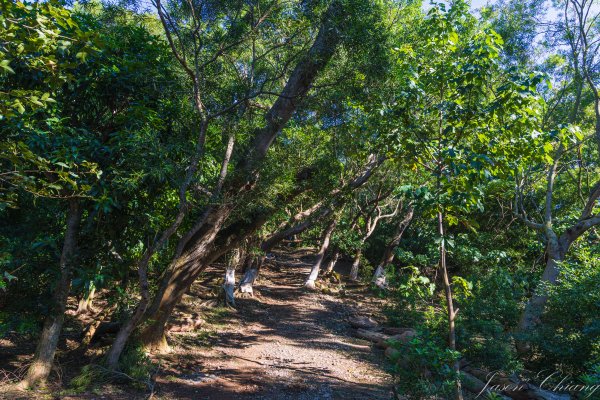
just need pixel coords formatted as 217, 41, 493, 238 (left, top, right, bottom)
305, 217, 338, 290
372, 206, 414, 288
20, 200, 82, 388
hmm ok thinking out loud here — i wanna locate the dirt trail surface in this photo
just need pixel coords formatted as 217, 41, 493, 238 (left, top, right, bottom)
153, 249, 394, 400
0, 249, 393, 399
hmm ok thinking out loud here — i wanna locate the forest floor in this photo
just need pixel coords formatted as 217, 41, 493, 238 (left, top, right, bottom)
0, 248, 395, 399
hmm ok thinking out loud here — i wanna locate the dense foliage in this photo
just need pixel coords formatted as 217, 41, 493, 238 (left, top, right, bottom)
0, 0, 598, 398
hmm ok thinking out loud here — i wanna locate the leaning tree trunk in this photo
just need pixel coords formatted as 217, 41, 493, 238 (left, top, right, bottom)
141, 208, 231, 351
305, 218, 337, 289
372, 206, 414, 288
21, 200, 82, 388
133, 2, 345, 353
139, 6, 344, 352
76, 282, 95, 315
260, 155, 385, 253
325, 250, 340, 273
349, 249, 362, 281
239, 256, 263, 296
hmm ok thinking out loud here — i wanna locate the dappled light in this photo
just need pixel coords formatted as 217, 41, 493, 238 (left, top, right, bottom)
1, 0, 599, 399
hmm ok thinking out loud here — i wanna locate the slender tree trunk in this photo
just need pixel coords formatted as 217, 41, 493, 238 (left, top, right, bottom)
349, 249, 362, 280
438, 211, 463, 400
106, 253, 153, 368
76, 283, 95, 314
21, 200, 82, 388
325, 250, 340, 273
372, 206, 414, 288
305, 219, 337, 289
261, 154, 385, 253
223, 248, 241, 307
240, 256, 263, 295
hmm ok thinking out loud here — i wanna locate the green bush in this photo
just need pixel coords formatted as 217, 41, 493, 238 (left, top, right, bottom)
389, 330, 461, 399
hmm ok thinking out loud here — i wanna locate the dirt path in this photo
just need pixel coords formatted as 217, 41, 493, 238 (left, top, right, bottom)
153, 249, 394, 400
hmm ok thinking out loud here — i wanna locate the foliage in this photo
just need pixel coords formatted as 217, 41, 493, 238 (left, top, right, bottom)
529, 246, 600, 375
0, 0, 598, 397
389, 329, 462, 399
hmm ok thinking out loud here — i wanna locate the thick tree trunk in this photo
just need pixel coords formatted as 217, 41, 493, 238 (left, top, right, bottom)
305, 219, 337, 289
372, 206, 414, 288
515, 239, 564, 355
141, 209, 230, 351
349, 249, 362, 280
21, 200, 82, 388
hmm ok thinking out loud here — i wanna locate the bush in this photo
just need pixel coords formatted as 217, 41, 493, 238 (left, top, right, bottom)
389, 329, 461, 399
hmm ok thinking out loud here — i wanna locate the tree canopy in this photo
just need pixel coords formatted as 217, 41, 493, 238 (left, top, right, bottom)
0, 0, 599, 398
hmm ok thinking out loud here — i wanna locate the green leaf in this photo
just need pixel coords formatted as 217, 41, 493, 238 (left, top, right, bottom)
76, 51, 87, 62
0, 59, 15, 74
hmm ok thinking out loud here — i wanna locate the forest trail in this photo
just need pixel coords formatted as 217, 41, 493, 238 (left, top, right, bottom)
151, 249, 394, 400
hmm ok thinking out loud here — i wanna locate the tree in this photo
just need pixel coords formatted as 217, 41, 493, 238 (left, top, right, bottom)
512, 0, 600, 353
384, 1, 545, 397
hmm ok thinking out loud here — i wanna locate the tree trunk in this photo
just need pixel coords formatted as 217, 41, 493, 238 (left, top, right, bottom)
372, 206, 414, 288
325, 250, 340, 273
349, 249, 362, 280
516, 240, 563, 355
76, 283, 95, 315
223, 248, 241, 307
240, 256, 263, 295
21, 200, 82, 388
372, 264, 387, 288
141, 209, 230, 351
137, 3, 344, 351
305, 218, 337, 289
261, 208, 331, 252
260, 154, 385, 253
106, 251, 154, 369
438, 211, 463, 400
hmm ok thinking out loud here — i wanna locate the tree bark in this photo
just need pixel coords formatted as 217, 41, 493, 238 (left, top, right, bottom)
261, 154, 385, 253
325, 250, 340, 273
305, 218, 337, 289
223, 248, 241, 307
76, 283, 95, 315
438, 211, 463, 400
21, 200, 82, 388
138, 7, 345, 350
515, 212, 600, 354
372, 206, 414, 288
239, 256, 263, 295
349, 249, 362, 281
